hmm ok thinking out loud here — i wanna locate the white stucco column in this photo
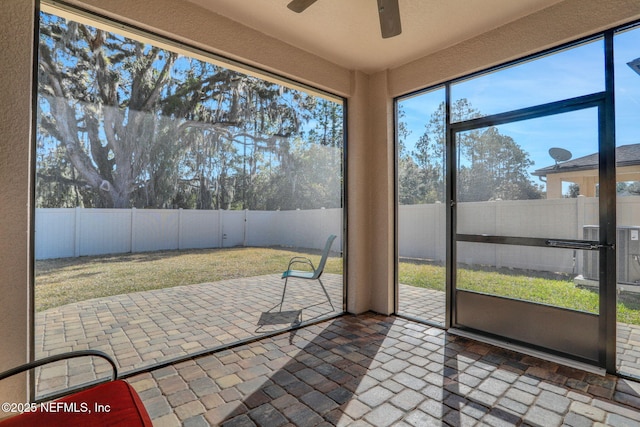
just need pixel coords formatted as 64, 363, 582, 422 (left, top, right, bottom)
546, 175, 563, 199
346, 70, 373, 314
367, 70, 395, 315
346, 69, 395, 315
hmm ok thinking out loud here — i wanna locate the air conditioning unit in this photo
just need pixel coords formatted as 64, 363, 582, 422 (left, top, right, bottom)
583, 225, 640, 284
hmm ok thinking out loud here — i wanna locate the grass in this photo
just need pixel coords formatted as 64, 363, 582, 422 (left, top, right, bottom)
399, 259, 640, 325
35, 247, 343, 312
36, 248, 640, 325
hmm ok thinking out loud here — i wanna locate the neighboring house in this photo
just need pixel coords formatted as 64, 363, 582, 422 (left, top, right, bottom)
532, 143, 640, 198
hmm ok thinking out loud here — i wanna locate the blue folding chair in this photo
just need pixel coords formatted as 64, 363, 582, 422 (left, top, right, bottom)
280, 234, 336, 311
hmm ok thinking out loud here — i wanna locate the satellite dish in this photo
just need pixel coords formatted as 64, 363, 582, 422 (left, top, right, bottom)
628, 57, 640, 77
549, 147, 572, 166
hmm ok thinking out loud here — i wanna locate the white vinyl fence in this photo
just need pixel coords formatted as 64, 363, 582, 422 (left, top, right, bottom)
35, 208, 343, 260
36, 196, 640, 277
399, 196, 640, 276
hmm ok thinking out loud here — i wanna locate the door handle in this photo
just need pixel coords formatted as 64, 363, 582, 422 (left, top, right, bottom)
545, 240, 614, 250
592, 243, 616, 250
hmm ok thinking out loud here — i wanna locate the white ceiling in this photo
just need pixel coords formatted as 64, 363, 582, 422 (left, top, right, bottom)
185, 0, 565, 73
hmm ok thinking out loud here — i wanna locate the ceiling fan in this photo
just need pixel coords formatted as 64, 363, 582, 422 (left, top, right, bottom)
287, 0, 402, 39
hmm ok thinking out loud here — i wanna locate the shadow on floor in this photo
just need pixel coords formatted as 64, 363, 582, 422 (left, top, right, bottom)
188, 313, 640, 426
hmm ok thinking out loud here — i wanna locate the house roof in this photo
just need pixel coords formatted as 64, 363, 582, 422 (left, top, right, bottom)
532, 143, 640, 176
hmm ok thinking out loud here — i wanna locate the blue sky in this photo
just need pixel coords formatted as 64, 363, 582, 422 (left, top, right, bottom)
399, 26, 640, 193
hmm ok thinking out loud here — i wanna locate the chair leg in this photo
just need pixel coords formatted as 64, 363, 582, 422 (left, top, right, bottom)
279, 277, 289, 312
317, 278, 334, 311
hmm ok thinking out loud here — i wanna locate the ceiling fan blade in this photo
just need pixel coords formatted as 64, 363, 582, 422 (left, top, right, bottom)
377, 0, 402, 38
287, 0, 318, 13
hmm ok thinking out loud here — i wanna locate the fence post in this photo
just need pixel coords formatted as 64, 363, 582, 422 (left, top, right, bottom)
576, 195, 586, 237
296, 208, 302, 248
493, 200, 500, 269
320, 207, 326, 249
178, 208, 183, 250
218, 210, 224, 248
243, 209, 248, 247
130, 207, 136, 253
74, 206, 81, 257
576, 195, 586, 275
435, 202, 444, 264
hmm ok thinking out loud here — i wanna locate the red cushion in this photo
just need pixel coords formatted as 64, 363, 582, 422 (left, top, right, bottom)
0, 380, 152, 426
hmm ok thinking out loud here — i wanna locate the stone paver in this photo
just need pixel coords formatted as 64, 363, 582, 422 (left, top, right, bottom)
398, 283, 640, 379
123, 313, 640, 426
30, 273, 640, 425
34, 273, 343, 397
398, 284, 446, 325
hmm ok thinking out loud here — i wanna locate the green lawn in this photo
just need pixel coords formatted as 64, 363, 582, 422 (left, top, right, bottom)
35, 247, 343, 312
399, 260, 640, 325
36, 248, 640, 325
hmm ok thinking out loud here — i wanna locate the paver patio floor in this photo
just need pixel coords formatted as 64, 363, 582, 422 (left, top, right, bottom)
399, 285, 640, 379
34, 273, 344, 398
398, 285, 640, 378
125, 312, 640, 426
34, 277, 640, 402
